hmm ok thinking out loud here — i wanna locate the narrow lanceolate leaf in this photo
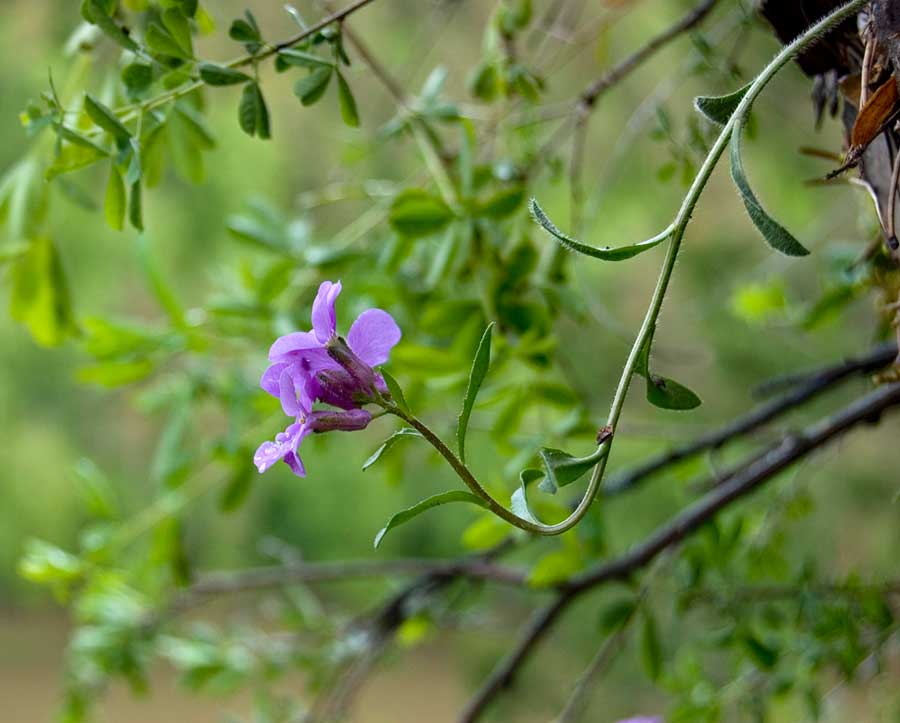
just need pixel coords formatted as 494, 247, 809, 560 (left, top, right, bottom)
362, 428, 422, 470
380, 369, 410, 415
336, 72, 360, 128
198, 62, 252, 86
238, 82, 271, 139
730, 122, 809, 257
641, 609, 663, 680
84, 94, 131, 145
374, 491, 488, 548
277, 48, 333, 69
128, 179, 143, 231
104, 163, 125, 231
457, 322, 494, 464
694, 83, 751, 125
294, 67, 333, 106
59, 126, 109, 156
531, 199, 670, 260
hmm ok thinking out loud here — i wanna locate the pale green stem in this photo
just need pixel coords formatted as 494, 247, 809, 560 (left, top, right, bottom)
392, 0, 869, 536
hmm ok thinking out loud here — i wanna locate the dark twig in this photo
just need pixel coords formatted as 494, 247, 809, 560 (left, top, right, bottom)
603, 341, 898, 496
167, 556, 528, 617
460, 382, 900, 721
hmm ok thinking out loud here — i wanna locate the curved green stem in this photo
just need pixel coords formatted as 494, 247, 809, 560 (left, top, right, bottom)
389, 0, 868, 536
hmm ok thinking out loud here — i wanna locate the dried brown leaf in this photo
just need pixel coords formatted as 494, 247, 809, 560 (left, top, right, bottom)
851, 76, 900, 147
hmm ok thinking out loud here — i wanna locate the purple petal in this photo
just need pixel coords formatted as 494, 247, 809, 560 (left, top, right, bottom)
260, 362, 288, 397
253, 421, 310, 475
346, 308, 401, 367
311, 280, 342, 343
278, 368, 303, 417
614, 718, 664, 723
283, 451, 306, 477
269, 331, 320, 361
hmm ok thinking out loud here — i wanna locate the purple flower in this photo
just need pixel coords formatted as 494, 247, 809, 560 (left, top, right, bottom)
614, 717, 663, 723
254, 280, 401, 477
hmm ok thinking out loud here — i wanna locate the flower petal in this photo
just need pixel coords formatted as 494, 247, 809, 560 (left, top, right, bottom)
253, 421, 308, 474
346, 308, 402, 367
260, 362, 288, 397
279, 368, 303, 417
269, 331, 320, 361
311, 280, 342, 343
283, 451, 306, 477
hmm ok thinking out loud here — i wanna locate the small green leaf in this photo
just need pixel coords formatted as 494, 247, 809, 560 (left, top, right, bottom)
476, 185, 525, 218
198, 62, 252, 86
510, 468, 543, 525
77, 359, 155, 387
536, 445, 607, 494
374, 491, 488, 548
104, 163, 125, 231
336, 71, 360, 128
145, 22, 192, 60
86, 0, 140, 52
122, 62, 154, 95
457, 322, 493, 464
640, 609, 663, 680
84, 94, 131, 145
136, 235, 185, 327
743, 633, 779, 670
362, 428, 422, 470
161, 7, 194, 57
219, 464, 254, 512
238, 82, 271, 139
380, 369, 410, 415
645, 374, 702, 411
528, 548, 582, 588
294, 67, 333, 106
10, 237, 75, 347
128, 179, 143, 231
694, 83, 751, 125
531, 199, 670, 260
598, 597, 638, 633
729, 121, 809, 256
278, 48, 332, 69
59, 126, 109, 156
389, 189, 454, 237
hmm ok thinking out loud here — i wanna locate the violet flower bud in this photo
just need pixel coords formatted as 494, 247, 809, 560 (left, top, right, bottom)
308, 408, 372, 433
326, 335, 378, 396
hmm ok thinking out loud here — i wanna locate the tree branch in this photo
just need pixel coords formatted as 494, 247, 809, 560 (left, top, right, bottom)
460, 381, 900, 721
603, 341, 898, 496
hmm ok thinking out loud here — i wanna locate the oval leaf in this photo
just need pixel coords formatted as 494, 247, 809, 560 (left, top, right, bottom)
729, 122, 809, 256
531, 199, 670, 260
374, 490, 488, 548
198, 62, 252, 86
457, 322, 493, 464
646, 373, 702, 411
336, 71, 360, 128
294, 67, 333, 106
104, 163, 125, 231
389, 189, 453, 237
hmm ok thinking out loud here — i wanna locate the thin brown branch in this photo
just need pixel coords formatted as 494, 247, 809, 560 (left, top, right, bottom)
170, 556, 528, 613
460, 382, 900, 721
604, 341, 898, 496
